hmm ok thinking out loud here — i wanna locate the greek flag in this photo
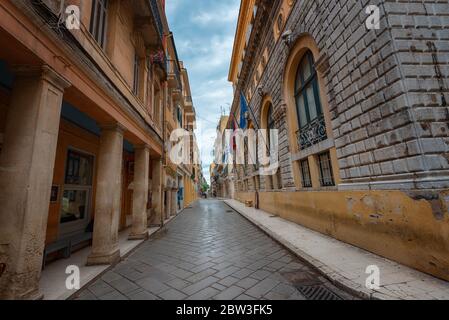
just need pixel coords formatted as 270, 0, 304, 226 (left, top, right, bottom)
239, 91, 248, 129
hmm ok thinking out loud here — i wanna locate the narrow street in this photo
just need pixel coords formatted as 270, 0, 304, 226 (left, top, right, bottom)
74, 200, 353, 300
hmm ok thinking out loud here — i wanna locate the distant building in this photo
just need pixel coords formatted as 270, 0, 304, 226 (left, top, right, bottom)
219, 0, 449, 281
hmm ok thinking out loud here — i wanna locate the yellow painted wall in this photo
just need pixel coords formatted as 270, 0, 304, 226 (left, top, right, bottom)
47, 120, 99, 245
46, 119, 134, 244
184, 178, 197, 207
235, 190, 449, 281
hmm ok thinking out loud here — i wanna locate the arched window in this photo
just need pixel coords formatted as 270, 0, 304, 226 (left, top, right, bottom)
294, 51, 327, 150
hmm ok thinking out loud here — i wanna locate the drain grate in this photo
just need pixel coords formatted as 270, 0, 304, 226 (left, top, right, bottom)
282, 270, 347, 300
296, 285, 343, 300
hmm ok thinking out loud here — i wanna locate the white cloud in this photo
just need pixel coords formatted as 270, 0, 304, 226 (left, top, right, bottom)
190, 3, 239, 26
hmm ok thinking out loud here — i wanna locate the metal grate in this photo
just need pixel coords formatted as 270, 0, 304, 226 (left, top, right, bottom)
296, 285, 343, 300
283, 270, 349, 300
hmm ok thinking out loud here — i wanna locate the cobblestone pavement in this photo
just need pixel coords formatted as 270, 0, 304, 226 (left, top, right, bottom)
74, 200, 349, 300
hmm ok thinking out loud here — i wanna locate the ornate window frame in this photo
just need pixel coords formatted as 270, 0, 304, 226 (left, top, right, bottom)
282, 34, 340, 190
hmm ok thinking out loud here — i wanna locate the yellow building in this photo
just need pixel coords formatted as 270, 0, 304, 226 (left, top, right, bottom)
0, 0, 200, 299
224, 0, 449, 281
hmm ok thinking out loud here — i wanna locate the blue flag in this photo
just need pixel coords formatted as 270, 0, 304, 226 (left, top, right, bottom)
239, 91, 248, 129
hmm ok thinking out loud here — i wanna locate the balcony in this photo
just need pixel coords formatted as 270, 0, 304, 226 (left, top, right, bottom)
148, 0, 164, 43
184, 95, 194, 113
296, 114, 327, 150
168, 59, 182, 90
133, 0, 164, 48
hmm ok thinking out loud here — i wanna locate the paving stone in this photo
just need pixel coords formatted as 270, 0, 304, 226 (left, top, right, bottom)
108, 277, 140, 294
166, 278, 191, 290
213, 286, 245, 300
158, 288, 187, 300
135, 277, 170, 295
212, 283, 227, 291
236, 278, 259, 290
187, 287, 221, 300
98, 291, 129, 300
232, 268, 254, 279
218, 276, 240, 287
88, 281, 115, 297
182, 276, 220, 296
186, 268, 217, 283
235, 294, 256, 300
101, 271, 123, 283
214, 266, 241, 279
246, 278, 280, 299
190, 262, 216, 273
250, 270, 271, 280
75, 290, 98, 300
169, 267, 194, 279
128, 290, 160, 300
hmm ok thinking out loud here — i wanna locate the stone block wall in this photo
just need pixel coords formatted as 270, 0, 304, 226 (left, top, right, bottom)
241, 0, 449, 191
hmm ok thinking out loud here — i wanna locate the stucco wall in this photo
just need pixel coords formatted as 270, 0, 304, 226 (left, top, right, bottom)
236, 190, 449, 281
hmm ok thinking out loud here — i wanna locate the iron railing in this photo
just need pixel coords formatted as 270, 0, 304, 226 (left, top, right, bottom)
296, 114, 327, 150
149, 0, 163, 42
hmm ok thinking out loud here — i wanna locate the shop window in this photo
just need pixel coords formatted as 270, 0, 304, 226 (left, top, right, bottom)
61, 150, 94, 227
89, 0, 108, 48
317, 151, 335, 187
295, 51, 326, 150
300, 158, 312, 188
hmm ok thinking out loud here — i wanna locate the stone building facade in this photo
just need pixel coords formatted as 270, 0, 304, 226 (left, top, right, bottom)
0, 0, 199, 299
222, 0, 449, 281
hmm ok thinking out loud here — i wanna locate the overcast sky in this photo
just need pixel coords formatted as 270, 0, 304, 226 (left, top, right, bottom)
166, 0, 240, 184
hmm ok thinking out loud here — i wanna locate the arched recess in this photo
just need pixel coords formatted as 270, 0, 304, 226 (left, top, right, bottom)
260, 95, 282, 190
282, 33, 340, 190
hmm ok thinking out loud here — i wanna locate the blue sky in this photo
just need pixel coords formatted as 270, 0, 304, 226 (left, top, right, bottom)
166, 0, 240, 184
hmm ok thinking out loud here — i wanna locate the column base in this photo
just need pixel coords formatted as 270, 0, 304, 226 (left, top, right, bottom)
128, 231, 149, 240
86, 249, 120, 266
0, 287, 43, 300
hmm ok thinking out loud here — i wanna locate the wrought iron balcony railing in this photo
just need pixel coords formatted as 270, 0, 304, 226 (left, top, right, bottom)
296, 114, 327, 150
149, 0, 164, 43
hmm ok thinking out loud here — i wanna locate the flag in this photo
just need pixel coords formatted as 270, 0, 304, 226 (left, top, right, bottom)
230, 113, 239, 151
239, 91, 248, 129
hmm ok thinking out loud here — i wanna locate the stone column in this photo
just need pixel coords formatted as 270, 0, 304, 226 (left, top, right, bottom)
129, 145, 149, 240
87, 124, 124, 266
164, 188, 170, 220
150, 159, 163, 226
0, 65, 70, 299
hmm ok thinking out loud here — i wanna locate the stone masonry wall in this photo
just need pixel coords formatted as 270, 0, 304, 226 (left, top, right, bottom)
242, 0, 449, 190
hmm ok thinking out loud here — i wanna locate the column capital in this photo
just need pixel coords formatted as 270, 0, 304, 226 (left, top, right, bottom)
100, 122, 126, 134
134, 143, 151, 151
12, 64, 71, 91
